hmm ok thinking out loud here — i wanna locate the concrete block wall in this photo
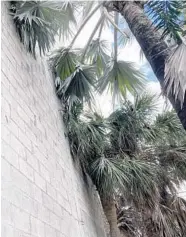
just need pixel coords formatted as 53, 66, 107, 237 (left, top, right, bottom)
1, 2, 106, 237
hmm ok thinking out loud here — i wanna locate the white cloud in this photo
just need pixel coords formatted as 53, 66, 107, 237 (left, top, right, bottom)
118, 39, 147, 67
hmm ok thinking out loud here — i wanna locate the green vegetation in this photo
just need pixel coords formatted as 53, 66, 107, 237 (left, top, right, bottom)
10, 1, 186, 237
63, 94, 186, 237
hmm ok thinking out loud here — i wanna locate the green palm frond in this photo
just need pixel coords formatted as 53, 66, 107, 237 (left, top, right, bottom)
50, 47, 79, 81
107, 94, 159, 153
90, 156, 130, 197
146, 0, 185, 42
121, 158, 159, 209
108, 106, 138, 154
91, 156, 158, 207
56, 65, 96, 106
98, 59, 145, 103
64, 105, 106, 162
57, 1, 77, 41
160, 147, 186, 182
134, 93, 158, 119
164, 42, 186, 106
84, 39, 110, 76
10, 1, 76, 57
152, 110, 185, 144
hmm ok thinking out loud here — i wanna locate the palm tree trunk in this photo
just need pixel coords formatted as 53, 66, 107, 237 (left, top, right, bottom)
101, 197, 122, 237
111, 1, 186, 129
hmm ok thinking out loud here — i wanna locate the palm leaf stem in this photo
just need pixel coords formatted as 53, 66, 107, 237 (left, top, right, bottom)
103, 7, 129, 39
114, 12, 119, 61
69, 3, 102, 48
98, 18, 105, 39
80, 16, 103, 63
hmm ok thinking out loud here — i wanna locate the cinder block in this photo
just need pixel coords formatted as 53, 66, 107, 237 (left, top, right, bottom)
1, 140, 19, 168
1, 199, 13, 225
1, 224, 14, 237
11, 167, 33, 197
42, 192, 54, 212
19, 159, 34, 182
30, 216, 45, 237
12, 205, 31, 233
46, 182, 56, 200
1, 1, 106, 236
34, 172, 46, 192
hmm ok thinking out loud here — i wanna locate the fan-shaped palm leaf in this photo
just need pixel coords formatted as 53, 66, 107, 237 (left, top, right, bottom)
90, 155, 158, 207
160, 147, 186, 182
164, 42, 186, 106
121, 158, 159, 209
90, 156, 129, 197
152, 110, 185, 144
64, 104, 106, 162
50, 47, 79, 81
57, 64, 96, 107
10, 1, 77, 57
84, 39, 110, 76
98, 59, 145, 103
107, 94, 159, 153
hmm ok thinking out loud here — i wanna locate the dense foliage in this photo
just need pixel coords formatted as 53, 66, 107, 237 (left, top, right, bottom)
10, 1, 186, 108
63, 93, 186, 237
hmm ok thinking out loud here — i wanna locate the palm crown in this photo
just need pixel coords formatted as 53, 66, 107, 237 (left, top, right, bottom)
10, 1, 186, 110
63, 92, 186, 236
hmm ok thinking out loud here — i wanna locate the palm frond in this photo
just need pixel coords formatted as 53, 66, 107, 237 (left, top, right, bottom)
56, 64, 96, 107
134, 93, 158, 118
10, 1, 76, 57
90, 156, 130, 197
160, 146, 186, 182
84, 39, 110, 76
57, 1, 77, 41
107, 93, 159, 153
108, 105, 138, 154
152, 110, 185, 144
50, 47, 79, 81
146, 0, 185, 42
91, 155, 159, 207
64, 104, 106, 163
164, 42, 186, 106
121, 158, 159, 209
98, 59, 145, 104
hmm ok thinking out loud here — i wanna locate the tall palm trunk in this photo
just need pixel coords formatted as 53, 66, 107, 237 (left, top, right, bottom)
101, 197, 122, 237
111, 1, 186, 129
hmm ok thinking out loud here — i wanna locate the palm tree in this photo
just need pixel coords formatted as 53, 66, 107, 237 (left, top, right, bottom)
10, 1, 186, 128
63, 100, 161, 237
63, 93, 186, 237
115, 108, 186, 237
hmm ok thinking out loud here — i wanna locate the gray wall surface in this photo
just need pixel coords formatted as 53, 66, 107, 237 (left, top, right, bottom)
1, 2, 106, 237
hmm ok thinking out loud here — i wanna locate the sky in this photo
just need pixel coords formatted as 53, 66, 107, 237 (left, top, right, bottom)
67, 9, 167, 116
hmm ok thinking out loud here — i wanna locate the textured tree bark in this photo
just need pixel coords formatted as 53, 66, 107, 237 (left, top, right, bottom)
111, 1, 186, 129
101, 197, 123, 237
